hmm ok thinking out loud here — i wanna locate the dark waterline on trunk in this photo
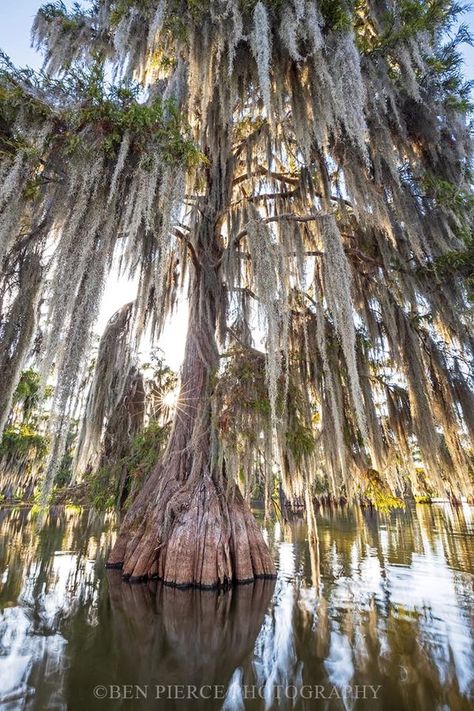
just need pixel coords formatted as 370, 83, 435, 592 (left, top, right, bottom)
0, 503, 473, 710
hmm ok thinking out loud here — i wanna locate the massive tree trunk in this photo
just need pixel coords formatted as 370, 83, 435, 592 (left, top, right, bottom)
108, 89, 275, 588
107, 229, 275, 589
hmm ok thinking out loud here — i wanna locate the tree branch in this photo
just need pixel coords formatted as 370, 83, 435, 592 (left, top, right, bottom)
226, 327, 266, 358
233, 166, 300, 187
230, 212, 322, 251
173, 228, 199, 269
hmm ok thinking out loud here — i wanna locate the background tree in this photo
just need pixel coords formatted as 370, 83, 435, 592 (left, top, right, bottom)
0, 0, 473, 587
77, 317, 177, 512
0, 370, 50, 500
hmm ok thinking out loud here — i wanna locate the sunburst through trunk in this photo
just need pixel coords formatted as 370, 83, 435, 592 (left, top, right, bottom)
108, 247, 276, 586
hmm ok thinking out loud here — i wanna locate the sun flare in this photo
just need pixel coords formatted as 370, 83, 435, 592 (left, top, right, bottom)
162, 389, 179, 409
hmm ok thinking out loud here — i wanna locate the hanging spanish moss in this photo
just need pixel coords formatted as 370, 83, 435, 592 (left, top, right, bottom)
0, 247, 43, 438
90, 364, 147, 510
319, 213, 367, 438
74, 302, 135, 479
0, 0, 473, 587
0, 369, 49, 501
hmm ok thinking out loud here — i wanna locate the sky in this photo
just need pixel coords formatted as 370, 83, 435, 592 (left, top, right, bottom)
2, 0, 474, 73
1, 0, 473, 366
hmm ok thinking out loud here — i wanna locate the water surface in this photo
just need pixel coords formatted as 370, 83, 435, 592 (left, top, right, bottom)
0, 503, 473, 710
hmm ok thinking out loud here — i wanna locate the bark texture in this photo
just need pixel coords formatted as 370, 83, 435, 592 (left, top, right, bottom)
107, 299, 275, 586
107, 90, 276, 587
108, 237, 275, 587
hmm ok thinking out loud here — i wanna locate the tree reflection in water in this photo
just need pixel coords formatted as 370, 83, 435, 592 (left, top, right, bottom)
0, 504, 473, 710
106, 572, 275, 710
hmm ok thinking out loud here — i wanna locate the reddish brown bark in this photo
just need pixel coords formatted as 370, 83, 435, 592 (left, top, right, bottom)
108, 89, 276, 587
107, 256, 275, 588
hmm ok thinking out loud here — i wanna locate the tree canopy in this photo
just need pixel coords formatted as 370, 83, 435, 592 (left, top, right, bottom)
1, 0, 473, 511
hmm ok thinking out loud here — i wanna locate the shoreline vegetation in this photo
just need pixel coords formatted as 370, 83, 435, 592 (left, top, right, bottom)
0, 492, 470, 511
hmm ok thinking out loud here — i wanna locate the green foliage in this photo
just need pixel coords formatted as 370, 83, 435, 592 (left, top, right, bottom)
75, 71, 202, 163
434, 243, 474, 272
85, 466, 117, 511
0, 58, 204, 167
415, 176, 474, 294
110, 0, 348, 31
109, 0, 200, 30
55, 450, 74, 487
217, 350, 317, 470
284, 380, 318, 463
54, 421, 78, 488
143, 349, 178, 420
0, 370, 50, 482
217, 351, 271, 440
362, 469, 405, 512
38, 1, 87, 30
108, 0, 148, 25
355, 0, 473, 114
395, 0, 459, 39
238, 0, 285, 14
422, 173, 474, 214
319, 0, 352, 31
128, 419, 170, 479
356, 0, 466, 54
286, 421, 315, 464
5, 369, 53, 435
144, 348, 177, 387
0, 424, 48, 461
12, 369, 44, 421
425, 25, 474, 111
57, 63, 203, 163
430, 240, 474, 295
86, 419, 170, 511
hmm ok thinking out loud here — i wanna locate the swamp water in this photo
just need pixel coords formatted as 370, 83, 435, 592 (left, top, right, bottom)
0, 504, 473, 710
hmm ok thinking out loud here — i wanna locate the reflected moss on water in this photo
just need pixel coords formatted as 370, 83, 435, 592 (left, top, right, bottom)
0, 504, 473, 710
